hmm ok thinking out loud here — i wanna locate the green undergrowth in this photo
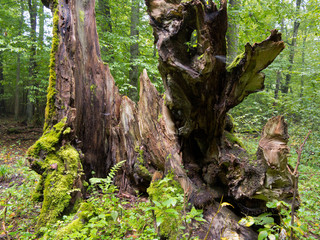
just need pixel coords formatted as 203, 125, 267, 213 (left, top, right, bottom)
236, 132, 320, 239
40, 168, 205, 240
0, 153, 41, 239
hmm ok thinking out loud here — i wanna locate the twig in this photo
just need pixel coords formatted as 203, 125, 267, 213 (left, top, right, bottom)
204, 196, 224, 240
290, 130, 311, 240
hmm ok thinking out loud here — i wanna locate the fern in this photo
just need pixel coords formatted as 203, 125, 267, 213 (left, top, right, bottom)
89, 160, 126, 193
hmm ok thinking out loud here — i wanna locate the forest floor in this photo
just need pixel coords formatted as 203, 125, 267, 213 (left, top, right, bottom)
0, 117, 42, 239
0, 117, 320, 239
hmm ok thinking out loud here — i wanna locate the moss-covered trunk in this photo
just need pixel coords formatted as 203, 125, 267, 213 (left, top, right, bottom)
29, 0, 296, 238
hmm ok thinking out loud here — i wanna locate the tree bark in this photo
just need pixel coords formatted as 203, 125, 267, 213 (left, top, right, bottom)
300, 34, 307, 97
129, 0, 140, 101
39, 3, 45, 44
26, 0, 38, 122
15, 0, 25, 120
274, 70, 281, 101
28, 0, 296, 238
283, 0, 302, 93
0, 51, 4, 115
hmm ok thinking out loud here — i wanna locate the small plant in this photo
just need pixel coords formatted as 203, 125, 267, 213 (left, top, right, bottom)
41, 165, 205, 239
0, 164, 12, 181
239, 200, 308, 240
147, 172, 205, 240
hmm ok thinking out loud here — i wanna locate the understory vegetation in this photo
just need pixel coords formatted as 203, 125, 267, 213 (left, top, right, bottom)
1, 0, 320, 239
1, 123, 320, 239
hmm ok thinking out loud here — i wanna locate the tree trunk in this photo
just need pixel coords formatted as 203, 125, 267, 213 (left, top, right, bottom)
226, 0, 240, 64
15, 54, 21, 120
274, 70, 281, 101
26, 0, 38, 122
39, 3, 45, 44
128, 0, 140, 101
96, 0, 113, 62
283, 0, 302, 93
300, 34, 307, 97
0, 51, 4, 115
29, 0, 296, 238
97, 0, 112, 33
15, 0, 25, 120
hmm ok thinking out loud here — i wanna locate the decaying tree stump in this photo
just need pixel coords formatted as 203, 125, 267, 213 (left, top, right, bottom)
27, 0, 295, 238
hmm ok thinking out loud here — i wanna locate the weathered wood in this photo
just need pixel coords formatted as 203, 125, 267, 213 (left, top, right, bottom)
29, 0, 295, 238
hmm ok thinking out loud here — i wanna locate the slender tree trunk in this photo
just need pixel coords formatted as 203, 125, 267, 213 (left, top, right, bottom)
15, 54, 21, 120
0, 51, 4, 115
97, 0, 113, 62
283, 0, 302, 93
128, 0, 140, 101
300, 34, 307, 97
227, 0, 240, 63
29, 1, 296, 238
97, 0, 112, 33
27, 0, 38, 122
274, 70, 282, 101
39, 3, 45, 44
15, 0, 25, 120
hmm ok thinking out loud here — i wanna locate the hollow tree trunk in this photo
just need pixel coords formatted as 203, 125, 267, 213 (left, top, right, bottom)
29, 0, 295, 238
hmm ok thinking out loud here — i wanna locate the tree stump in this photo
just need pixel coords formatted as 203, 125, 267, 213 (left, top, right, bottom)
28, 0, 295, 238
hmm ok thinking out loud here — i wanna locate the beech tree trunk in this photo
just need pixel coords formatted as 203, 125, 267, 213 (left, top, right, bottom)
129, 0, 140, 101
0, 51, 4, 115
26, 0, 38, 122
283, 0, 301, 93
29, 0, 296, 238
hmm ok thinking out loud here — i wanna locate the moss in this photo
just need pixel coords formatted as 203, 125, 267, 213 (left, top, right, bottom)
44, 2, 59, 131
63, 127, 71, 135
79, 10, 85, 22
226, 52, 245, 72
90, 84, 96, 94
133, 146, 151, 180
134, 145, 144, 164
134, 163, 152, 181
28, 118, 67, 158
225, 131, 245, 149
36, 144, 83, 230
55, 202, 95, 239
32, 176, 45, 202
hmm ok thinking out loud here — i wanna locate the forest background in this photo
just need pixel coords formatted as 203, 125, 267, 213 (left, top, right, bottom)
0, 0, 319, 239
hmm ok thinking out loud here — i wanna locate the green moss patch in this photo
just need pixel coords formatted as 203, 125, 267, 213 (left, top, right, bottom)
37, 144, 83, 230
28, 118, 67, 159
44, 2, 60, 131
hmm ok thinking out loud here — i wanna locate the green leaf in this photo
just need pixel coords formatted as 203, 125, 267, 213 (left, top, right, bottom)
258, 231, 268, 240
111, 210, 118, 221
162, 198, 177, 207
